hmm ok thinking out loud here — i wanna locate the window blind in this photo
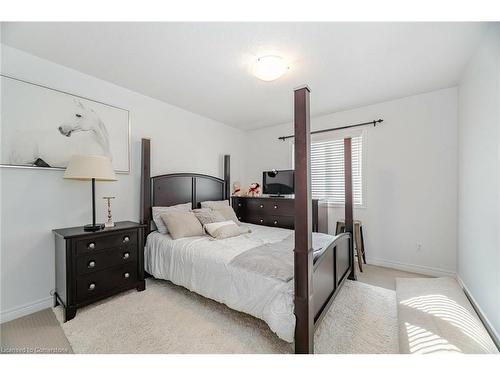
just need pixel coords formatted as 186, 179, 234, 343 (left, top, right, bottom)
310, 136, 363, 205
293, 135, 363, 205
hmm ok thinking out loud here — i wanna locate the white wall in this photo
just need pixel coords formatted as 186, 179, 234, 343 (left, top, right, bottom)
457, 24, 500, 340
0, 45, 246, 322
245, 88, 458, 277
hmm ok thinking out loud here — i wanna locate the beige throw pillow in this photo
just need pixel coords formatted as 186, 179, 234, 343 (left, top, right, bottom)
192, 208, 226, 226
204, 220, 251, 240
160, 211, 204, 240
152, 202, 192, 234
214, 205, 241, 225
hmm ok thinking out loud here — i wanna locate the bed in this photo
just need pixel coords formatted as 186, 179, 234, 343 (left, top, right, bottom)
140, 140, 353, 352
140, 86, 355, 353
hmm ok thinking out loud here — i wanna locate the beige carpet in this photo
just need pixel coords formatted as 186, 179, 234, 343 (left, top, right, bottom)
315, 280, 398, 354
53, 278, 398, 354
396, 277, 498, 354
0, 308, 72, 354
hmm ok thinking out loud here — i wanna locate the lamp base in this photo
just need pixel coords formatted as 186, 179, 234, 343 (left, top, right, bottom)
84, 223, 105, 232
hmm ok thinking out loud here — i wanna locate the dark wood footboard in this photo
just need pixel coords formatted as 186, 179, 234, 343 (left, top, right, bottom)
313, 232, 352, 326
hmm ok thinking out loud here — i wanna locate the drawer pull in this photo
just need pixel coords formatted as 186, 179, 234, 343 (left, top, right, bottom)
238, 203, 242, 207
274, 205, 278, 209
274, 220, 278, 225
88, 283, 96, 291
88, 242, 96, 250
124, 272, 130, 279
259, 204, 264, 208
238, 217, 242, 220
123, 252, 130, 260
88, 261, 96, 268
259, 219, 264, 223
123, 236, 130, 243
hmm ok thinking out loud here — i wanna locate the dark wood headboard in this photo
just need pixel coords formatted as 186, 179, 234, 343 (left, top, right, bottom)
140, 138, 230, 238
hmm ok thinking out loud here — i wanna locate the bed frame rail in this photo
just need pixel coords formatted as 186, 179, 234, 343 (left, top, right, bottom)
312, 232, 352, 327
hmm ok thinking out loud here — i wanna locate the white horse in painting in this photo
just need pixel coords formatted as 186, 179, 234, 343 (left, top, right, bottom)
7, 99, 112, 167
58, 99, 111, 159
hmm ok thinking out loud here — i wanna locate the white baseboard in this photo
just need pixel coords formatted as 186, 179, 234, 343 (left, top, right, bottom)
0, 296, 54, 324
456, 275, 500, 349
366, 257, 456, 278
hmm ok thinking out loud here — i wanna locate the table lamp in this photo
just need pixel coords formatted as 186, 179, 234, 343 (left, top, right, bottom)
64, 155, 117, 231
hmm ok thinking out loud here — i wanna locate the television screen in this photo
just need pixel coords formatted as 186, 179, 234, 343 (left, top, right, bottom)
263, 170, 294, 195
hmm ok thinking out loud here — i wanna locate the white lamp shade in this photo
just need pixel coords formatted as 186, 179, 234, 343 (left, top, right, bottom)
64, 155, 117, 181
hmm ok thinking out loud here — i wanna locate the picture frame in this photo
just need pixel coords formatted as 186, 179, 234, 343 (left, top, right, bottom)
0, 74, 131, 173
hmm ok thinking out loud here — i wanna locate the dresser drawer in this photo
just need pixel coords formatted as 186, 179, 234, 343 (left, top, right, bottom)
244, 215, 294, 229
244, 199, 295, 216
76, 231, 137, 255
233, 198, 246, 209
268, 215, 294, 229
76, 245, 137, 276
76, 264, 137, 303
268, 200, 294, 216
246, 199, 268, 213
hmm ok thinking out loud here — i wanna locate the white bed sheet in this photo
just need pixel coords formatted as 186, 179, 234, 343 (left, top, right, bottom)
144, 223, 296, 342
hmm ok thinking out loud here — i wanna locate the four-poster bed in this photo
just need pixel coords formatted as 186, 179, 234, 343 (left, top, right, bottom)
139, 85, 355, 354
292, 86, 355, 353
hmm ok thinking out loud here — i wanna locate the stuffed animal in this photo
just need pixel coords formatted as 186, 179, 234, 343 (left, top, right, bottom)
247, 182, 262, 197
232, 181, 245, 197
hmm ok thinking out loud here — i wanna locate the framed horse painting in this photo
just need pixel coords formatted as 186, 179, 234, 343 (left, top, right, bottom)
0, 74, 130, 173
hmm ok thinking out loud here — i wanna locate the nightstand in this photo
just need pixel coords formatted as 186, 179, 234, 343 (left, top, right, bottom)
53, 221, 146, 322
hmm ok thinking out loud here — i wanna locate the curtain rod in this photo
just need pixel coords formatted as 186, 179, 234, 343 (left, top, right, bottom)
278, 119, 384, 141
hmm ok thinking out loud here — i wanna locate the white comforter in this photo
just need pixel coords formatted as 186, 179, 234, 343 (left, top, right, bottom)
144, 223, 296, 342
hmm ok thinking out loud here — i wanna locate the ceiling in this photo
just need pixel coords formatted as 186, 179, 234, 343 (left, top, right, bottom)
1, 22, 487, 130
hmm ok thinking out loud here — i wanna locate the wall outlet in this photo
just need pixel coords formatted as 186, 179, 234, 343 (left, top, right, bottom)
416, 243, 423, 252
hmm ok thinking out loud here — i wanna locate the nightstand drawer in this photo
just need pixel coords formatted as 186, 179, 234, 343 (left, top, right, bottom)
76, 246, 137, 276
76, 231, 137, 255
76, 265, 137, 303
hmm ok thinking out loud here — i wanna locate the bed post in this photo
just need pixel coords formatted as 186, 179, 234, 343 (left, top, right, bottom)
140, 138, 151, 240
293, 85, 314, 354
224, 154, 230, 200
344, 138, 356, 281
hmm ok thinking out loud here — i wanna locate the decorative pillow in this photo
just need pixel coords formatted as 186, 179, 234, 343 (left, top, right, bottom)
200, 200, 230, 210
204, 220, 251, 240
160, 211, 204, 240
213, 205, 241, 225
192, 208, 226, 226
152, 202, 192, 234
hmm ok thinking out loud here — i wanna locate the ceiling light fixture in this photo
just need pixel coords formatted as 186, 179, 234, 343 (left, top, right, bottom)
252, 55, 289, 81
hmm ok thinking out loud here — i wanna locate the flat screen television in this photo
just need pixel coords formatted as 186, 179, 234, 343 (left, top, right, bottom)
262, 169, 295, 196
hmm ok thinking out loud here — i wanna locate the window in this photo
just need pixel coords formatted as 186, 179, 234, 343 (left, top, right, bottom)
292, 133, 364, 206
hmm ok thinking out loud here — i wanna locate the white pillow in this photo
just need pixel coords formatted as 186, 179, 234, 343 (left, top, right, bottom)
200, 200, 230, 209
152, 202, 192, 234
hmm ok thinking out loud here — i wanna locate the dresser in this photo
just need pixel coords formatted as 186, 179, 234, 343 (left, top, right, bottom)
53, 221, 146, 322
231, 196, 323, 232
